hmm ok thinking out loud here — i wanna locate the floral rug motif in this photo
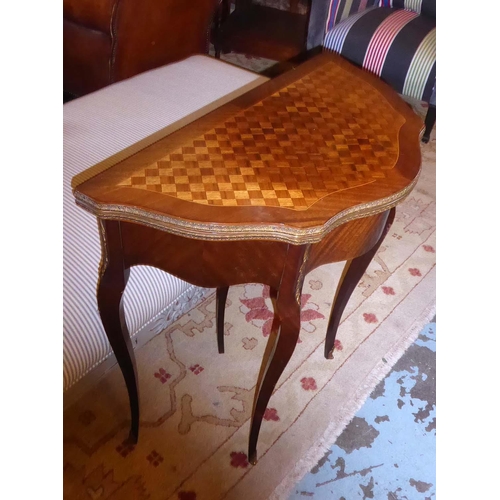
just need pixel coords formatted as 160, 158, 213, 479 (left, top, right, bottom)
63, 69, 436, 499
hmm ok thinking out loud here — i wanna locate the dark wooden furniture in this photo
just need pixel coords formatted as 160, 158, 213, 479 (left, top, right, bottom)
214, 0, 312, 60
63, 0, 218, 99
73, 52, 423, 464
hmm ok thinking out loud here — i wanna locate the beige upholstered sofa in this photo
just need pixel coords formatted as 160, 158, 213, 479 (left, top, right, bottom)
63, 55, 268, 405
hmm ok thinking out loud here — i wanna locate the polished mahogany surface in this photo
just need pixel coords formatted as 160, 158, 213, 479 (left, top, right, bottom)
118, 62, 403, 209
72, 52, 423, 464
74, 53, 422, 243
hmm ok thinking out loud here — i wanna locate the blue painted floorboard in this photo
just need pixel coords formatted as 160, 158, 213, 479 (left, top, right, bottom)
289, 322, 436, 499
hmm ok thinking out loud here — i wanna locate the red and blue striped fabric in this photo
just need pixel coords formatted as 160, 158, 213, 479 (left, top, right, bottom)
362, 9, 418, 75
323, 4, 435, 101
325, 0, 380, 31
379, 0, 436, 18
325, 0, 435, 29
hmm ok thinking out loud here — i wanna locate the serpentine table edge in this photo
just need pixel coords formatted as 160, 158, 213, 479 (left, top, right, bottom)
72, 52, 424, 464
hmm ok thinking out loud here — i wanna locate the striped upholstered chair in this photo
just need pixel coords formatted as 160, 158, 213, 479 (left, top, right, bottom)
307, 0, 436, 142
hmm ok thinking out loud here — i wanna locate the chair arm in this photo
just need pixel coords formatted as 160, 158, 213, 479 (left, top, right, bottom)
327, 0, 381, 29
307, 0, 379, 50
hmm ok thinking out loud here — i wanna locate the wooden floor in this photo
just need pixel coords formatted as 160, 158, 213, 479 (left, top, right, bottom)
290, 320, 437, 499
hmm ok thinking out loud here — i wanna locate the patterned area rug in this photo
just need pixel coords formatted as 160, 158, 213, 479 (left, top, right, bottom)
63, 77, 436, 499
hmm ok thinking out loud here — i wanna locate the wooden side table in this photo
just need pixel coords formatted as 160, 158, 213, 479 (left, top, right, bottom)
73, 52, 423, 464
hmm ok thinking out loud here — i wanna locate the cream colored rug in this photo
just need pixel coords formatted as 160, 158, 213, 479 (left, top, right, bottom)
63, 105, 435, 500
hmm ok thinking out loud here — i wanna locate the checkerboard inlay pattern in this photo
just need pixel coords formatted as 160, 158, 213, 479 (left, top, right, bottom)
119, 62, 405, 210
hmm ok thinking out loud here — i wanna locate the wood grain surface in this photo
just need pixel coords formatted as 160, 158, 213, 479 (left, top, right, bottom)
74, 52, 423, 244
72, 52, 423, 463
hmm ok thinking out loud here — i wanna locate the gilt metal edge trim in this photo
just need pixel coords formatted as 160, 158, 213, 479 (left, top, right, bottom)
95, 219, 109, 306
75, 175, 418, 245
295, 245, 312, 304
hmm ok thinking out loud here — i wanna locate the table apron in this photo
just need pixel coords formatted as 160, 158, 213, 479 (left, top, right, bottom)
100, 211, 391, 291
118, 220, 290, 290
306, 211, 391, 273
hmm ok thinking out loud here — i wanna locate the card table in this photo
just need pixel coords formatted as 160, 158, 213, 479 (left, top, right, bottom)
73, 52, 423, 464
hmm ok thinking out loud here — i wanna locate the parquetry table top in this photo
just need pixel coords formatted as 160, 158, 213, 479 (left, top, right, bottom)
70, 51, 425, 465
74, 53, 423, 244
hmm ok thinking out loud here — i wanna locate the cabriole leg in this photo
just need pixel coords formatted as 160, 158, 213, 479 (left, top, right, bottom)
422, 104, 436, 143
248, 245, 309, 464
216, 286, 229, 353
216, 286, 277, 354
324, 208, 396, 359
96, 219, 139, 443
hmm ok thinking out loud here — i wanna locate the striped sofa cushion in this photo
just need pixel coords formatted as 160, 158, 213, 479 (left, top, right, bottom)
63, 55, 267, 392
380, 0, 436, 18
324, 6, 435, 101
326, 0, 380, 30
326, 0, 435, 28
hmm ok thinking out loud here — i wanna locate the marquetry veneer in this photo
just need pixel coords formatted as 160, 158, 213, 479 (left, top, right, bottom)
73, 52, 423, 463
